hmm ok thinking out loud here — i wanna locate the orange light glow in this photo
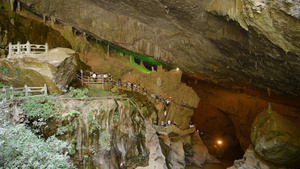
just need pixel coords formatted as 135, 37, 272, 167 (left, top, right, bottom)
217, 140, 222, 145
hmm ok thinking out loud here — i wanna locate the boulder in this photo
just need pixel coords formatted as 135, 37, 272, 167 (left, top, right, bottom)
250, 104, 300, 168
227, 145, 279, 169
0, 48, 78, 94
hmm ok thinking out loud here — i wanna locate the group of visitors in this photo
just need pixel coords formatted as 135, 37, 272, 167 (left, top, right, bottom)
89, 72, 112, 82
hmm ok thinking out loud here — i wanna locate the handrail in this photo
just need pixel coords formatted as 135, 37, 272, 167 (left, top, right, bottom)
1, 84, 47, 103
9, 41, 48, 55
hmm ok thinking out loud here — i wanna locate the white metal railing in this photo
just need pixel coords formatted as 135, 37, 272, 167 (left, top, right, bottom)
8, 41, 48, 55
1, 84, 47, 103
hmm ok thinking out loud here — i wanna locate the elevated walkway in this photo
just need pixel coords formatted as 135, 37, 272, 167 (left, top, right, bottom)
153, 124, 195, 136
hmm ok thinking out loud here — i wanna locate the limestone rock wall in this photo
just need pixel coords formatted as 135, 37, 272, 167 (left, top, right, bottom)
15, 0, 300, 96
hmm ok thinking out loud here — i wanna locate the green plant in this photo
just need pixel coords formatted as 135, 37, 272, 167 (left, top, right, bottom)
68, 88, 88, 98
87, 112, 102, 131
69, 139, 77, 155
113, 114, 118, 122
100, 106, 107, 112
84, 155, 88, 159
62, 110, 81, 120
0, 124, 74, 168
56, 125, 69, 135
14, 91, 25, 97
140, 129, 145, 136
99, 131, 111, 151
22, 96, 56, 121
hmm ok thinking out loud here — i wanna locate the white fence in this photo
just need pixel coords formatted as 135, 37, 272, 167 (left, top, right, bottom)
9, 41, 48, 55
1, 84, 47, 102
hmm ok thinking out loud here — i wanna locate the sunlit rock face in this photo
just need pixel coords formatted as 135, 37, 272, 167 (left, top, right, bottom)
0, 48, 78, 93
17, 0, 300, 96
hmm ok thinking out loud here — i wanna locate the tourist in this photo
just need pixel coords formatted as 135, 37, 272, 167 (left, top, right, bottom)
119, 79, 122, 86
128, 82, 131, 89
189, 121, 194, 128
167, 120, 171, 126
92, 72, 97, 82
133, 83, 136, 91
103, 73, 108, 82
166, 98, 170, 107
161, 121, 164, 126
77, 69, 83, 78
97, 73, 102, 80
164, 107, 167, 116
154, 121, 158, 125
159, 95, 162, 102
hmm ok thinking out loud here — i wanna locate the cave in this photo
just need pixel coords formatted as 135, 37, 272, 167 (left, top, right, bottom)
0, 0, 300, 169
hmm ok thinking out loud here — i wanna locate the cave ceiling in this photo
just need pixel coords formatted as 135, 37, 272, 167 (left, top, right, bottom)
17, 0, 300, 96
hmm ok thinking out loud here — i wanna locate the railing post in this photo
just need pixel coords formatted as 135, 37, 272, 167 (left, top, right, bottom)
44, 84, 47, 96
2, 86, 7, 102
26, 41, 31, 54
17, 41, 21, 54
8, 42, 12, 55
24, 84, 28, 97
102, 77, 104, 90
45, 42, 48, 52
10, 85, 14, 100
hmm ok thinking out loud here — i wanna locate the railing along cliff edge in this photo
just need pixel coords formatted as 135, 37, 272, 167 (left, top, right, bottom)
1, 84, 47, 103
9, 41, 48, 55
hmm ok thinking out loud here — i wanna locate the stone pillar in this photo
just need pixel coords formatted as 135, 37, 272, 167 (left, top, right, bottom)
26, 41, 31, 54
45, 42, 48, 52
24, 84, 28, 97
10, 85, 14, 100
44, 84, 47, 95
17, 41, 20, 54
2, 86, 7, 102
8, 42, 12, 55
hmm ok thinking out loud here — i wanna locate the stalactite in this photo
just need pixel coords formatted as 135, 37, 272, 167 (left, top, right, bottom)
16, 1, 20, 13
50, 16, 56, 24
43, 14, 46, 23
9, 0, 15, 11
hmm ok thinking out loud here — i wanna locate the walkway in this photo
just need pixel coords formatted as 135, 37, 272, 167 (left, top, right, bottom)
78, 73, 196, 136
153, 124, 195, 136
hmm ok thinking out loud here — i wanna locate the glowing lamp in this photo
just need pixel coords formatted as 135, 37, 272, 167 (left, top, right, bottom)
176, 68, 179, 70
217, 140, 222, 145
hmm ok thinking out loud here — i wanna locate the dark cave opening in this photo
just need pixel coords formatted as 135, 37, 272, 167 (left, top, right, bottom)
182, 74, 245, 167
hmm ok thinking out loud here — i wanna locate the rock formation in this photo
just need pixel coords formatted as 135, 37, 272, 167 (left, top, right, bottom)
0, 48, 78, 93
228, 145, 279, 169
251, 104, 300, 168
15, 0, 300, 96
